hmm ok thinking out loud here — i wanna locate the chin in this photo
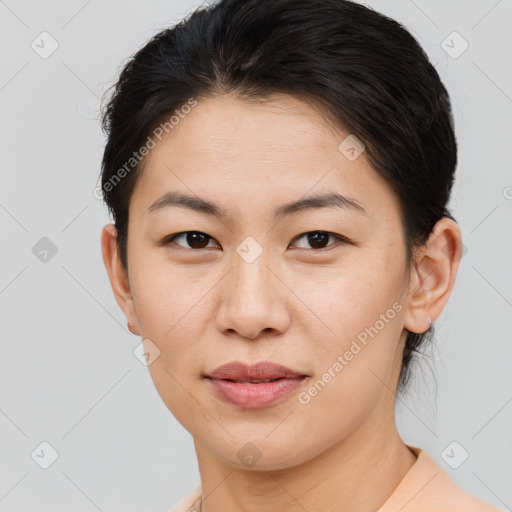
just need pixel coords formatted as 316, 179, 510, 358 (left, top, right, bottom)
208, 434, 316, 472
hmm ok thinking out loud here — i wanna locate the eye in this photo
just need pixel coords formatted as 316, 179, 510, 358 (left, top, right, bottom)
290, 231, 347, 251
161, 230, 348, 251
162, 231, 219, 250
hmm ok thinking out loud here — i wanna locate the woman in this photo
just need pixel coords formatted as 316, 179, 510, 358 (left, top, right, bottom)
99, 0, 502, 510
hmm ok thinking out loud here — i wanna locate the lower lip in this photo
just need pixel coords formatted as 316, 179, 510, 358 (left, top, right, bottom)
207, 377, 307, 409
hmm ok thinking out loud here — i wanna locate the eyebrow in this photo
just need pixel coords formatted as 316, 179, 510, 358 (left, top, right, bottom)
147, 190, 367, 218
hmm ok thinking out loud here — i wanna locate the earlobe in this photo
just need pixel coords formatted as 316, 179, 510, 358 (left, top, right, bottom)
101, 223, 140, 335
403, 217, 463, 334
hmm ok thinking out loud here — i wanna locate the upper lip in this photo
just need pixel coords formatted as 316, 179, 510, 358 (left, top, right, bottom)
205, 361, 307, 380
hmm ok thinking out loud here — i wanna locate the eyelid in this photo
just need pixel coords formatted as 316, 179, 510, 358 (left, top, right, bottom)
161, 231, 220, 249
290, 231, 349, 250
162, 230, 350, 251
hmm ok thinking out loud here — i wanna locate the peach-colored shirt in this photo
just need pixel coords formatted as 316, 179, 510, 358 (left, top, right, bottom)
169, 445, 503, 511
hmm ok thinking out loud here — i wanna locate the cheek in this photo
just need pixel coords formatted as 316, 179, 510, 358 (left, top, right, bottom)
131, 265, 211, 427
130, 253, 207, 337
295, 310, 402, 448
290, 255, 402, 345
291, 253, 404, 403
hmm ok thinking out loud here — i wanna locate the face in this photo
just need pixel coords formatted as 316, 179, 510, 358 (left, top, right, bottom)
105, 93, 421, 470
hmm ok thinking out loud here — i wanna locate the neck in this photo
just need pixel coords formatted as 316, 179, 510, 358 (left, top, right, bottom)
193, 407, 417, 512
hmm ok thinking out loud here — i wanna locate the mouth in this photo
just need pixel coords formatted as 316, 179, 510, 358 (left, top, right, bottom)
205, 373, 308, 409
204, 360, 309, 409
205, 360, 308, 381
218, 377, 288, 383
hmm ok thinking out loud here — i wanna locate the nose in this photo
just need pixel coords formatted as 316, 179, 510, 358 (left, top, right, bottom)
215, 255, 291, 340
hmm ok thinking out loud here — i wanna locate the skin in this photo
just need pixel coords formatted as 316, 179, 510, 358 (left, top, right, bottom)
101, 93, 462, 512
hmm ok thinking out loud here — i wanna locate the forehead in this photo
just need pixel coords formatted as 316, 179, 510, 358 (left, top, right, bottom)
130, 93, 400, 223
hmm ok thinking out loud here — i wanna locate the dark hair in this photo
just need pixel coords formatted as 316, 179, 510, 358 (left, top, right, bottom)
99, 0, 457, 393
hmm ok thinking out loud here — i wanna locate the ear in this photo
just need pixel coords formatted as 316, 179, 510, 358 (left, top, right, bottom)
101, 223, 140, 335
403, 217, 463, 334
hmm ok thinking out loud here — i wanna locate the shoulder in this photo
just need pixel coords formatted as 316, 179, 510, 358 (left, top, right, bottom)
168, 484, 201, 512
378, 445, 504, 512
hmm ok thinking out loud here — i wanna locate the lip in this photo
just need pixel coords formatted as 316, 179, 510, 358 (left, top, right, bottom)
204, 361, 308, 409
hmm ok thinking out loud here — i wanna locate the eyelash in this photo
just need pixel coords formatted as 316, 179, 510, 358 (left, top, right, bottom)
161, 231, 349, 252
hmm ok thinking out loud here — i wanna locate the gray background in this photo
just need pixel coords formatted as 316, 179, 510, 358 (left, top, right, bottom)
1, 0, 511, 510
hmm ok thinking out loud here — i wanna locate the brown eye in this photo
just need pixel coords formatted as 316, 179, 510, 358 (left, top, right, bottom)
164, 231, 219, 250
162, 230, 347, 252
291, 231, 345, 250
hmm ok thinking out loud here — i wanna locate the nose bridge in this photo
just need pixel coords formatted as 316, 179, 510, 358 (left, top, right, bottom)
231, 245, 275, 309
231, 233, 275, 294
217, 243, 289, 338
